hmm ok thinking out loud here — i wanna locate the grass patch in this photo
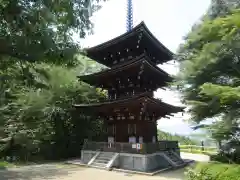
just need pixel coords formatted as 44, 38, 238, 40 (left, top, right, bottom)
0, 161, 15, 169
186, 162, 240, 180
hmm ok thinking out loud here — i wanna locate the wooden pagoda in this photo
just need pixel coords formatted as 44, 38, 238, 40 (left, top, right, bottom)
75, 22, 186, 172
75, 22, 183, 144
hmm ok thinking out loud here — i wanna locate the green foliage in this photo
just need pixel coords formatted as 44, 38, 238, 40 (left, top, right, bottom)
0, 0, 104, 65
0, 60, 107, 160
158, 130, 197, 145
178, 9, 240, 119
0, 0, 107, 161
0, 161, 14, 169
207, 0, 240, 19
186, 162, 240, 180
210, 153, 233, 163
177, 1, 240, 164
177, 8, 240, 142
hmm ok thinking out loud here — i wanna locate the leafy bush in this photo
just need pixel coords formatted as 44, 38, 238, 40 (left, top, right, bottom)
210, 140, 240, 164
0, 161, 14, 169
0, 62, 106, 161
186, 168, 218, 180
210, 153, 232, 163
186, 162, 240, 180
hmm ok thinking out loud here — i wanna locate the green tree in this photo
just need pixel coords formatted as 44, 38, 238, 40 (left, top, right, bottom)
158, 130, 197, 145
0, 0, 103, 65
207, 0, 240, 19
0, 0, 107, 161
0, 0, 105, 126
1, 61, 106, 160
176, 10, 240, 147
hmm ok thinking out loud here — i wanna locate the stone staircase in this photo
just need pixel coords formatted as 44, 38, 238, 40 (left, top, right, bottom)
89, 152, 116, 169
164, 150, 185, 167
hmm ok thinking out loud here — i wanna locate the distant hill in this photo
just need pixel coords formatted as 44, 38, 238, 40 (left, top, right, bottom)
158, 130, 197, 145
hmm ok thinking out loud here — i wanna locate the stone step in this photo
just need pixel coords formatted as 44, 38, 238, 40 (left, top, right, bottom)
173, 157, 184, 163
169, 156, 181, 162
97, 156, 112, 160
174, 161, 186, 167
98, 154, 114, 158
172, 160, 184, 165
94, 159, 109, 164
98, 153, 115, 157
170, 157, 183, 163
97, 156, 113, 160
91, 162, 106, 167
171, 160, 183, 165
99, 152, 115, 154
89, 152, 116, 170
164, 152, 185, 166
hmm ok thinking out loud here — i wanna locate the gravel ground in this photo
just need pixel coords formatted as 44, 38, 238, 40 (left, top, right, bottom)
0, 152, 209, 180
181, 152, 210, 162
0, 165, 186, 180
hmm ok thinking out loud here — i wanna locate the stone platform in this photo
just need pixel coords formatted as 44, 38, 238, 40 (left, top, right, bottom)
81, 149, 186, 173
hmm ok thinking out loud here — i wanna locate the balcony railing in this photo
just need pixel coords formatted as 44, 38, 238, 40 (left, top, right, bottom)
82, 140, 179, 154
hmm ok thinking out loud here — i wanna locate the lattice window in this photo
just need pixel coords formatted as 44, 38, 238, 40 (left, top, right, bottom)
128, 124, 136, 134
108, 125, 116, 135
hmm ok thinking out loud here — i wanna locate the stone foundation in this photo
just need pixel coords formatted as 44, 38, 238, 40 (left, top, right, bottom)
81, 150, 178, 172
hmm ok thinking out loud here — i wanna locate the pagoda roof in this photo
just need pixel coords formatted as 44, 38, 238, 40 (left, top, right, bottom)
78, 54, 172, 88
74, 92, 184, 119
85, 22, 174, 67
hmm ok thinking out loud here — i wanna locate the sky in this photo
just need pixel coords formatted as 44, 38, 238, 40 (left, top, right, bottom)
82, 0, 211, 136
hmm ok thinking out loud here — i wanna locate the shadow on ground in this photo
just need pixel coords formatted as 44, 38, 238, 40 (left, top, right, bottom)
0, 164, 83, 180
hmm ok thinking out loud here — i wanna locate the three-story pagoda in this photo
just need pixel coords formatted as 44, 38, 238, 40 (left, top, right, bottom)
75, 22, 187, 172
75, 22, 183, 144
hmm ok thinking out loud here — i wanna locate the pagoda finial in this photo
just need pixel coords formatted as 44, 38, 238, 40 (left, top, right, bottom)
126, 0, 133, 32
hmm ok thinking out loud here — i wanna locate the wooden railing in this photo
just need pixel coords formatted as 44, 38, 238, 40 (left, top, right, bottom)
180, 144, 218, 155
82, 141, 179, 154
